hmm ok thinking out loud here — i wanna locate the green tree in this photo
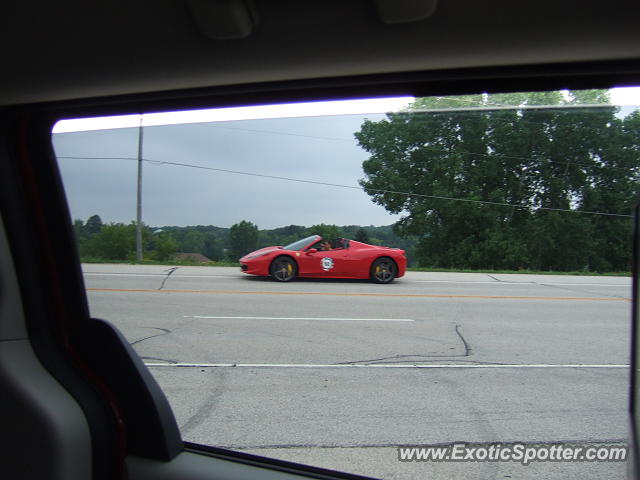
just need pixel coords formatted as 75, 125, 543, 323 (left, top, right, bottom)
354, 227, 370, 243
181, 230, 205, 253
85, 223, 136, 260
73, 219, 85, 240
306, 223, 343, 241
202, 233, 222, 261
229, 220, 259, 260
153, 233, 178, 261
72, 219, 90, 257
83, 222, 152, 261
355, 91, 638, 271
85, 214, 103, 236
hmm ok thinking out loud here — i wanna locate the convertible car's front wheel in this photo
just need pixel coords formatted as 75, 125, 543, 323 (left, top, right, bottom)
370, 257, 397, 284
269, 256, 297, 282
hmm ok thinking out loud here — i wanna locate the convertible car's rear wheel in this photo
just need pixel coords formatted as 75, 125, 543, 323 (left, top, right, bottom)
269, 256, 297, 282
370, 257, 397, 284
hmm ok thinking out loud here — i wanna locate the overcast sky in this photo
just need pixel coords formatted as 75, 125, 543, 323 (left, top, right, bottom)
52, 88, 640, 230
52, 113, 401, 229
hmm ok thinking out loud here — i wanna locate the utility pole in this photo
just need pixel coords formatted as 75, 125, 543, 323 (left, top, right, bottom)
136, 117, 144, 262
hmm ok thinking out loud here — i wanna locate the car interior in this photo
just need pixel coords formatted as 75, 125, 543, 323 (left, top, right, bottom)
2, 1, 640, 479
308, 239, 348, 251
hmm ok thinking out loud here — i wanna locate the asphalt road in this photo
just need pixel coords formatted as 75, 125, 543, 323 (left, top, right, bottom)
84, 264, 632, 480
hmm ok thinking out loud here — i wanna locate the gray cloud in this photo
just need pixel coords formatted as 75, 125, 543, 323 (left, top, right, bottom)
52, 114, 400, 229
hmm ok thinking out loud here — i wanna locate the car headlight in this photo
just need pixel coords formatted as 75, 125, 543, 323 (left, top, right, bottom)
248, 251, 270, 259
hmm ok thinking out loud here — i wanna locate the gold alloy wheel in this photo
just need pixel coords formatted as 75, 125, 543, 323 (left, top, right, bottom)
270, 257, 297, 282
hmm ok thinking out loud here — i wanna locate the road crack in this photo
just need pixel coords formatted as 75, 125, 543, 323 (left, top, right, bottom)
180, 369, 227, 434
455, 324, 472, 356
131, 327, 171, 345
159, 266, 179, 290
140, 356, 178, 364
333, 353, 459, 365
538, 282, 629, 300
335, 324, 472, 365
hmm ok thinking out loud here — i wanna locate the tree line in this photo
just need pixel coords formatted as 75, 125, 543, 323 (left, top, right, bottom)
356, 90, 640, 272
72, 216, 415, 264
73, 90, 638, 272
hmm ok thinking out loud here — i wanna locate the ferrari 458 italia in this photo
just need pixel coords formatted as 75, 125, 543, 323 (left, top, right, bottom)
239, 235, 406, 283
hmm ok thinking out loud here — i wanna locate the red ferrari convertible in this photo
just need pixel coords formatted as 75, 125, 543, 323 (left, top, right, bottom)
239, 235, 406, 283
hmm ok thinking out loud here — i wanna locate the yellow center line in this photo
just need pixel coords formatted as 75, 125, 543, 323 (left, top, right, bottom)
86, 288, 629, 302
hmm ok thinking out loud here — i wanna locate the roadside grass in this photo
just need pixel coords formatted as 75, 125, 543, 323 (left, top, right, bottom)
80, 257, 240, 267
407, 267, 630, 277
81, 257, 628, 276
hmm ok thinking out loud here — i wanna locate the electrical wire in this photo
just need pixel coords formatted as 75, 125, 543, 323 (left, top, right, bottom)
56, 155, 632, 217
194, 123, 353, 142
191, 114, 636, 173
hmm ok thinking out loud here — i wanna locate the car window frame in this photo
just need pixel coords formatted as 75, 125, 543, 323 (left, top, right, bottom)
4, 59, 640, 480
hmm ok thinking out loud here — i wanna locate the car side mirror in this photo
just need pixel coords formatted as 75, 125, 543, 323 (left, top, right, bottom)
307, 248, 317, 254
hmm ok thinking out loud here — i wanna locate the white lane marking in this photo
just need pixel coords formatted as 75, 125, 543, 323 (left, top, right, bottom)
412, 280, 629, 287
145, 363, 628, 369
413, 280, 520, 285
538, 283, 630, 287
84, 273, 165, 277
83, 273, 237, 279
184, 315, 414, 322
84, 273, 630, 286
414, 280, 521, 284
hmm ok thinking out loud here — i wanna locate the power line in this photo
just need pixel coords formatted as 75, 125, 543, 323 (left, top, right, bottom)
149, 159, 631, 218
57, 146, 638, 174
401, 102, 620, 115
194, 123, 353, 143
57, 155, 632, 218
58, 156, 137, 161
407, 144, 637, 173
374, 110, 636, 172
56, 104, 637, 174
195, 113, 636, 173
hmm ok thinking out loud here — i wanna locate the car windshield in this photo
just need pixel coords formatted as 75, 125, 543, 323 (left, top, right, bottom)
52, 88, 640, 480
282, 235, 319, 251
